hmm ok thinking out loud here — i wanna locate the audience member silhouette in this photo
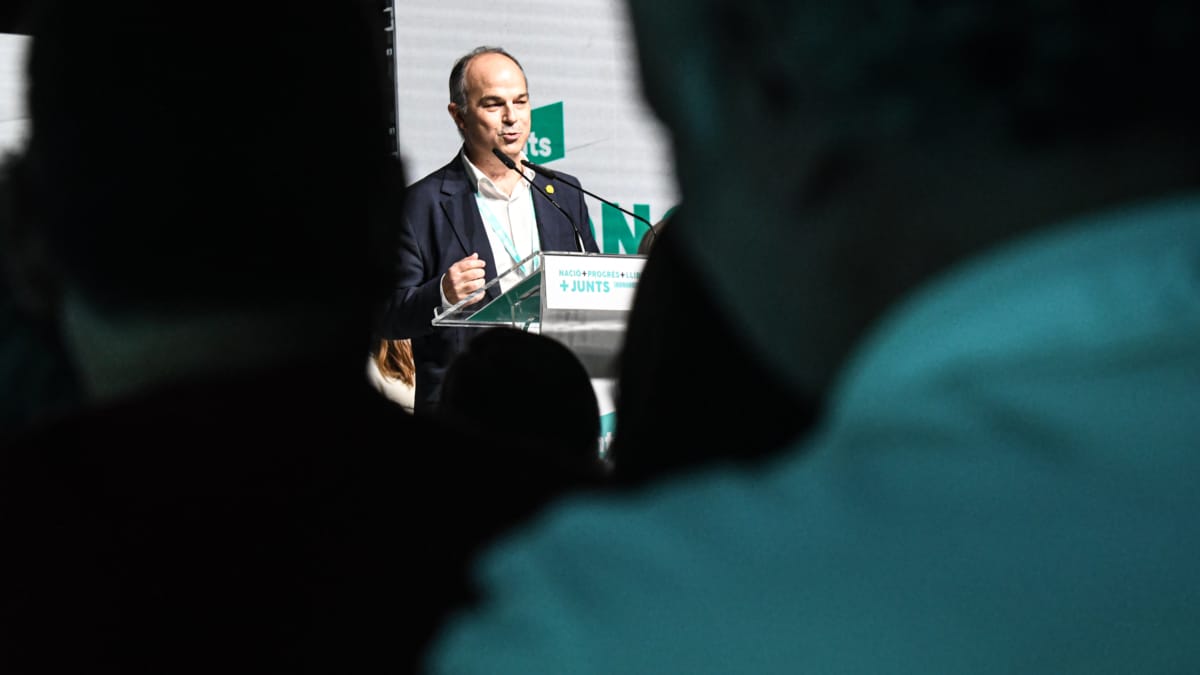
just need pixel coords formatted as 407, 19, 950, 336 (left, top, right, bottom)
634, 208, 672, 255
427, 0, 1200, 672
0, 151, 80, 435
612, 212, 819, 486
440, 327, 607, 481
368, 337, 417, 412
0, 1, 598, 672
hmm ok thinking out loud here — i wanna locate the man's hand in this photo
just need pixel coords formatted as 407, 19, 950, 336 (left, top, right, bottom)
442, 253, 487, 305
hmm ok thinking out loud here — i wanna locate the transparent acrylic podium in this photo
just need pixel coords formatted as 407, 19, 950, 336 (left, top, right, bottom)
432, 250, 646, 378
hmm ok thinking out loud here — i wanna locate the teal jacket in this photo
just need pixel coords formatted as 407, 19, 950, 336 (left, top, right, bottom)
432, 194, 1200, 673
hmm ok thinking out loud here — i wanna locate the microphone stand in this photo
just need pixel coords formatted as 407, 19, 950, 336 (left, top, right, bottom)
491, 148, 587, 253
521, 158, 659, 251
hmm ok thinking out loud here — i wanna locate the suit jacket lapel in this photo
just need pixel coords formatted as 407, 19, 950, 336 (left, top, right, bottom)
439, 154, 502, 301
531, 173, 580, 253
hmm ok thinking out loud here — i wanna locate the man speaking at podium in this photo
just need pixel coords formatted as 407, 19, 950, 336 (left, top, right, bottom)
379, 46, 599, 415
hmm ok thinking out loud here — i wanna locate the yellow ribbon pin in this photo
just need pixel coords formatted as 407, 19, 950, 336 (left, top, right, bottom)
545, 185, 555, 195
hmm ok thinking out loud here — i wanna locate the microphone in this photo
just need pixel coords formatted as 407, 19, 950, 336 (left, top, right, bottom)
521, 158, 658, 249
491, 147, 587, 253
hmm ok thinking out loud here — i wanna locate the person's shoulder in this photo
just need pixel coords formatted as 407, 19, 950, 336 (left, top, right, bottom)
427, 465, 798, 672
405, 154, 461, 190
404, 155, 470, 212
549, 169, 583, 189
540, 169, 587, 212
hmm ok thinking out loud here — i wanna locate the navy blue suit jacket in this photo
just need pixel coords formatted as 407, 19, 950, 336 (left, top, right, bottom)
378, 152, 600, 414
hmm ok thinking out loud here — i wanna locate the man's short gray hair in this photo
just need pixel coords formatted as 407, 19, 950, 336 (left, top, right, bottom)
448, 46, 526, 111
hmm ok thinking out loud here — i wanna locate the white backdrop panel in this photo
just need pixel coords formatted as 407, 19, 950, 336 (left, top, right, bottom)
0, 33, 31, 155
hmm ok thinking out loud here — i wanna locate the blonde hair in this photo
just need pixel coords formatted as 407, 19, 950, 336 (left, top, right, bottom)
373, 339, 415, 387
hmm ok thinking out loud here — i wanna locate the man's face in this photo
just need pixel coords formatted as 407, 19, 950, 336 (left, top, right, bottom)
451, 52, 531, 164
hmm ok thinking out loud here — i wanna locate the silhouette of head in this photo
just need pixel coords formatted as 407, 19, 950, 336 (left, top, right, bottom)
440, 327, 601, 468
624, 0, 1200, 396
24, 0, 399, 320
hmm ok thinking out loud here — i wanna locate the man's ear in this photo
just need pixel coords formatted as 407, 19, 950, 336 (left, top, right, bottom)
447, 102, 465, 130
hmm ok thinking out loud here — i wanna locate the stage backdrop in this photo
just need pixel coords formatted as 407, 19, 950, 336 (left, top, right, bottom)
0, 33, 31, 155
390, 0, 679, 256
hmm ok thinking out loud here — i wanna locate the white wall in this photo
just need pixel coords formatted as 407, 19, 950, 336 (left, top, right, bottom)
0, 33, 31, 155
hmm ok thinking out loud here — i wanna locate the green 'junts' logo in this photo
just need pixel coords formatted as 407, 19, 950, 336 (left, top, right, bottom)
527, 101, 564, 162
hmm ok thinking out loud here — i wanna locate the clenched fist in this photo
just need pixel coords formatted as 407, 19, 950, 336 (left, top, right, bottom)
442, 253, 488, 305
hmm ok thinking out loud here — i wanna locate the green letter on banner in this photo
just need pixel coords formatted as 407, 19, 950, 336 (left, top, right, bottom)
527, 102, 565, 162
600, 202, 651, 254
